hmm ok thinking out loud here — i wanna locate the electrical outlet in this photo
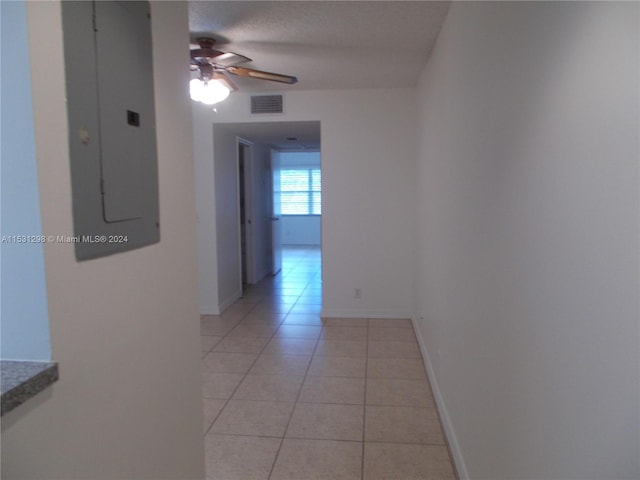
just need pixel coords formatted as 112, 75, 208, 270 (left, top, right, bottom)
354, 288, 362, 299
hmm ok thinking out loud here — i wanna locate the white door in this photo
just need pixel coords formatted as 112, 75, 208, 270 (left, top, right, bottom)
270, 150, 282, 275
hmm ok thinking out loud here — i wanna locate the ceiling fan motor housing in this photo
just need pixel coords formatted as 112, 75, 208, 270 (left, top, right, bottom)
198, 63, 214, 81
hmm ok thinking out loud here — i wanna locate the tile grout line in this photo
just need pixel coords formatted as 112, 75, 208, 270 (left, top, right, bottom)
361, 319, 370, 480
203, 301, 261, 436
203, 296, 288, 437
203, 249, 298, 471
205, 249, 451, 479
266, 271, 324, 480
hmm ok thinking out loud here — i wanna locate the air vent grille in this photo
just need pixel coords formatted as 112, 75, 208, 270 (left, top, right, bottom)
251, 95, 284, 114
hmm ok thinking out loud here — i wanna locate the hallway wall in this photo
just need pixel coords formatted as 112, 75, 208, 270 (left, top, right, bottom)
1, 3, 205, 478
413, 2, 639, 479
281, 216, 321, 246
213, 124, 243, 310
250, 143, 275, 280
193, 89, 416, 318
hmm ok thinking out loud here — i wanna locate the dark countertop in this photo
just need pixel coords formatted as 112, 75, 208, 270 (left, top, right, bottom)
1, 360, 59, 416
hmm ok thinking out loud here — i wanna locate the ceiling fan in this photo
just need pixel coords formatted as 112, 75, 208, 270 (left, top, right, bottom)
189, 37, 298, 105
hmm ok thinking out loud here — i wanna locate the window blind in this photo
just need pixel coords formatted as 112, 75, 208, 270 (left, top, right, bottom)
280, 168, 321, 215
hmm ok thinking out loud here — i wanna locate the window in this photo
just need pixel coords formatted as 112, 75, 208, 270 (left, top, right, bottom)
280, 167, 321, 215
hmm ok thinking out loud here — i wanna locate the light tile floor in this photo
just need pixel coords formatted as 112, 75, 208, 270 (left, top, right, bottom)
201, 247, 457, 480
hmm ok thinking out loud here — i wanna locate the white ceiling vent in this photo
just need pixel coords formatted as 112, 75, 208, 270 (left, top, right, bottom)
251, 95, 284, 114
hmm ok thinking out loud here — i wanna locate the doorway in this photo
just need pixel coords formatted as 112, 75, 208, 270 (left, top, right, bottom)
239, 142, 247, 285
237, 139, 254, 287
219, 121, 322, 300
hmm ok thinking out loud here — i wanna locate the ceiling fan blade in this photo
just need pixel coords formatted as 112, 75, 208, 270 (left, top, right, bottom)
211, 52, 252, 66
191, 49, 251, 67
226, 66, 298, 85
190, 47, 225, 60
213, 72, 238, 92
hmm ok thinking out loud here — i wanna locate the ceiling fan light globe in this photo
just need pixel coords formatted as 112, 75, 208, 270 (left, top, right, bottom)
199, 79, 230, 105
189, 78, 205, 102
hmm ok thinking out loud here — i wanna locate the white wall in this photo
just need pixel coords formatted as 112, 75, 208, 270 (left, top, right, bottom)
250, 143, 274, 280
0, 0, 51, 361
194, 89, 416, 318
194, 125, 219, 314
413, 2, 639, 479
213, 125, 243, 309
281, 216, 321, 246
1, 3, 205, 479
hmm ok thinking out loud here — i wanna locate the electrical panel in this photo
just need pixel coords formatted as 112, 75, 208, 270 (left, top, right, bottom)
61, 1, 159, 260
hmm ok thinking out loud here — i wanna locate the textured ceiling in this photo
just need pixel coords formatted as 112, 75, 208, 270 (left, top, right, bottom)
188, 1, 451, 92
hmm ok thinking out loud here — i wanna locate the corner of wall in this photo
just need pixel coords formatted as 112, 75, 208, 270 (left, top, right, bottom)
411, 314, 469, 480
218, 288, 243, 314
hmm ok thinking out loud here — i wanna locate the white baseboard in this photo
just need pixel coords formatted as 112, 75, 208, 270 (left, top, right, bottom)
218, 289, 242, 313
321, 308, 413, 319
200, 304, 220, 315
411, 315, 469, 480
201, 289, 243, 316
252, 268, 270, 285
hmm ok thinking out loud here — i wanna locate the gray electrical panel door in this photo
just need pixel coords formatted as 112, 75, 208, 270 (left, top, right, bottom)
62, 1, 159, 260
